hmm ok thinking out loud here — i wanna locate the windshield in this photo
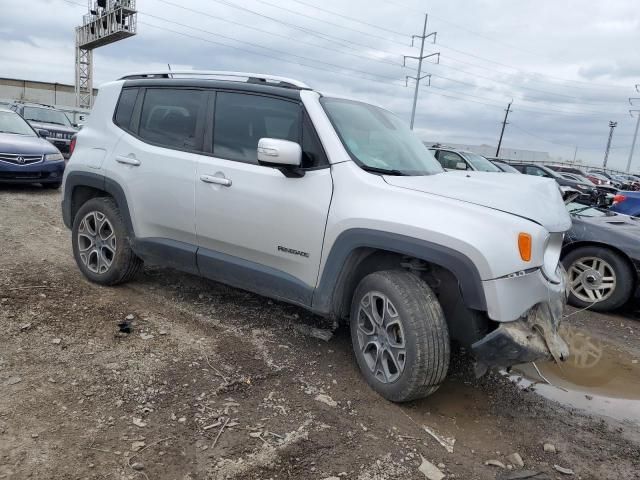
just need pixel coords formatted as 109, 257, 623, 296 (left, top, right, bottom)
464, 152, 501, 172
321, 97, 443, 176
22, 106, 71, 127
494, 162, 520, 173
0, 111, 36, 136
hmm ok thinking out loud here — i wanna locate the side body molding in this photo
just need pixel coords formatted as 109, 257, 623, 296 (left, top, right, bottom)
312, 228, 487, 315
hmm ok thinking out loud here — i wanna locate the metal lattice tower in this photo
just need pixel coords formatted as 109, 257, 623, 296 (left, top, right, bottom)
75, 0, 138, 109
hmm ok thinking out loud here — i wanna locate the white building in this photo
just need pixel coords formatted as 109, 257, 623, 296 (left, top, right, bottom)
0, 77, 97, 125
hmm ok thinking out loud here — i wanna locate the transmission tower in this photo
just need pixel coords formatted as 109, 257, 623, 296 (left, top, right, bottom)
75, 0, 138, 108
404, 14, 439, 130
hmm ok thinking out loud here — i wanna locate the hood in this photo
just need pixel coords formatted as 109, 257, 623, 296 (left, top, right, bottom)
0, 132, 59, 155
569, 211, 640, 259
384, 171, 572, 232
27, 121, 77, 134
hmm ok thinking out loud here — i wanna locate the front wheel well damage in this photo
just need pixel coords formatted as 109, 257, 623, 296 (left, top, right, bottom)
331, 248, 492, 347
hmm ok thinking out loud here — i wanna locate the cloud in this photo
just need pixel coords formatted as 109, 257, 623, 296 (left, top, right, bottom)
1, 0, 639, 170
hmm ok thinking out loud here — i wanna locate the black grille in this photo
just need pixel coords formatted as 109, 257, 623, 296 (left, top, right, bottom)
0, 153, 43, 165
0, 172, 43, 179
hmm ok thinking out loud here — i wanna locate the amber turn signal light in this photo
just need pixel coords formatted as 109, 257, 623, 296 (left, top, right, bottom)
518, 233, 532, 262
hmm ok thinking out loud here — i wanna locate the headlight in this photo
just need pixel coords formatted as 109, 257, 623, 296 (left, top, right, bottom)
542, 233, 564, 284
44, 153, 64, 161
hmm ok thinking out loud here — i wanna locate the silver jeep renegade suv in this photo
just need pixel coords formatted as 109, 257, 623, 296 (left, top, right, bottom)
62, 71, 571, 402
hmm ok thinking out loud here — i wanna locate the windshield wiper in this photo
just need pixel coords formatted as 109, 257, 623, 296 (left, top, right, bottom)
360, 165, 406, 176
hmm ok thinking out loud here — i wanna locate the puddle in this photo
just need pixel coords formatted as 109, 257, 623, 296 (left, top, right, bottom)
508, 326, 640, 425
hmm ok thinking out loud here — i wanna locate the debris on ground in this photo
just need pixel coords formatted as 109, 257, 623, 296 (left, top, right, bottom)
314, 393, 338, 407
497, 471, 551, 480
131, 441, 146, 452
507, 452, 525, 468
132, 418, 147, 428
543, 443, 556, 453
485, 459, 506, 468
118, 320, 132, 334
553, 465, 575, 475
418, 455, 445, 480
294, 323, 333, 342
423, 425, 455, 453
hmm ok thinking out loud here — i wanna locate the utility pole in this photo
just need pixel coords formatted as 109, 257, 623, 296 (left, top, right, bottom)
573, 146, 578, 163
603, 120, 618, 168
404, 14, 439, 130
627, 95, 640, 173
495, 101, 512, 158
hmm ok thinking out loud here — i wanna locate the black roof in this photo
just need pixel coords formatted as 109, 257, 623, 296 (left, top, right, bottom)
122, 78, 303, 100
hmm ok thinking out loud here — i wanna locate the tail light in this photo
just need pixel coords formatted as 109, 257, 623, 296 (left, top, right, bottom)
69, 135, 77, 157
613, 194, 627, 205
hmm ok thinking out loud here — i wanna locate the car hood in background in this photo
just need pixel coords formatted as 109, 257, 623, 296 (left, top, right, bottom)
568, 212, 640, 259
384, 171, 572, 233
28, 121, 78, 134
0, 133, 59, 155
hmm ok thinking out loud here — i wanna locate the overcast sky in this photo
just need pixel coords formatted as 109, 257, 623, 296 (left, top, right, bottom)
2, 0, 639, 169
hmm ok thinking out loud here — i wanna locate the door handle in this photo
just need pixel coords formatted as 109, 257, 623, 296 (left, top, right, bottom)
200, 174, 232, 187
116, 155, 141, 166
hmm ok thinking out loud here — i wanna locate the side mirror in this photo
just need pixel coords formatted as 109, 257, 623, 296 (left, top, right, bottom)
257, 138, 302, 166
455, 161, 468, 170
257, 138, 304, 177
37, 129, 50, 138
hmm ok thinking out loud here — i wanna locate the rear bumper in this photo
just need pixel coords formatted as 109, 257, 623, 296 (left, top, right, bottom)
0, 160, 65, 184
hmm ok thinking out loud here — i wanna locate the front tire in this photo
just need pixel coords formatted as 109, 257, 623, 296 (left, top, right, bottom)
563, 246, 634, 311
71, 197, 142, 285
350, 270, 450, 402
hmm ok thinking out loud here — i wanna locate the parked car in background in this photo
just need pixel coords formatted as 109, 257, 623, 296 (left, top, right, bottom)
558, 172, 613, 206
428, 146, 502, 172
587, 169, 627, 190
10, 102, 78, 158
609, 191, 640, 217
548, 165, 619, 196
588, 172, 621, 192
618, 173, 640, 191
0, 108, 65, 188
62, 70, 572, 402
491, 160, 521, 173
563, 201, 640, 311
509, 163, 599, 204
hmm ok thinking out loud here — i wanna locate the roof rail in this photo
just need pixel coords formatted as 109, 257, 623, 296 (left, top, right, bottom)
118, 70, 311, 89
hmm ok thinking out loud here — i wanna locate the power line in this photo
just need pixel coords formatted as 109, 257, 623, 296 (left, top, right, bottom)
286, 0, 408, 37
142, 12, 401, 82
141, 20, 405, 86
245, 0, 410, 47
155, 0, 406, 68
199, 0, 410, 59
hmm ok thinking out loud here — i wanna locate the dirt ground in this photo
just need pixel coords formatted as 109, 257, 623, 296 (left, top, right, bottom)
1, 186, 639, 480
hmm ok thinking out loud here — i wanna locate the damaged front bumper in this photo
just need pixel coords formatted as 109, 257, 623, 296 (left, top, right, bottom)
471, 266, 570, 370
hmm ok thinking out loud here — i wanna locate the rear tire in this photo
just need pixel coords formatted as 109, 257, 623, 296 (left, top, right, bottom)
562, 246, 634, 312
71, 197, 142, 285
349, 270, 450, 402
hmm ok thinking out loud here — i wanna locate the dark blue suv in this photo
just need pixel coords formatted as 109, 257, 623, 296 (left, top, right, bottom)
0, 108, 66, 188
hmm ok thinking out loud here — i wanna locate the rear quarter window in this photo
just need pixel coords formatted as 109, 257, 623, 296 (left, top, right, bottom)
114, 87, 139, 132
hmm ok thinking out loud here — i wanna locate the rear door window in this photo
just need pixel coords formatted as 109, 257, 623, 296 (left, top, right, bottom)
138, 88, 206, 151
213, 92, 301, 164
